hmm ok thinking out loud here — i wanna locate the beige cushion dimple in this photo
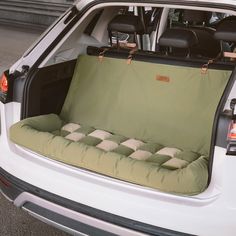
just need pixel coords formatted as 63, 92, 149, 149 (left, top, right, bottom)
96, 140, 119, 151
121, 139, 144, 151
88, 130, 112, 140
162, 157, 189, 169
156, 147, 181, 158
62, 123, 81, 133
65, 132, 85, 142
129, 150, 152, 160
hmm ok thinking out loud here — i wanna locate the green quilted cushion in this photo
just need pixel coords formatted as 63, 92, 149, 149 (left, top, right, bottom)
10, 115, 208, 195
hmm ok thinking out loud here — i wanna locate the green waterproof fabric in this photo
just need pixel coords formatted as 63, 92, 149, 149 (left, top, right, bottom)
61, 55, 231, 155
10, 55, 232, 195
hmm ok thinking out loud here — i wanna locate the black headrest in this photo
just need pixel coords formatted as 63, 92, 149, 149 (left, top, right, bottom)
159, 28, 198, 49
108, 15, 144, 34
214, 16, 236, 42
183, 10, 211, 24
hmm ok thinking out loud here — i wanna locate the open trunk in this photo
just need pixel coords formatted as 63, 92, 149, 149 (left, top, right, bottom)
9, 45, 233, 195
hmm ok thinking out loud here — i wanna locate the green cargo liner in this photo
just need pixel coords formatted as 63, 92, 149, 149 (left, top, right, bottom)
10, 55, 232, 195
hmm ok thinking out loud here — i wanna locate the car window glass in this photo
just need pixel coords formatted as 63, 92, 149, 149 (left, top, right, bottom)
168, 9, 230, 28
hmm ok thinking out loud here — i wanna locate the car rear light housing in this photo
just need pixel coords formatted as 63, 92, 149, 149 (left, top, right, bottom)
227, 99, 236, 155
0, 71, 13, 103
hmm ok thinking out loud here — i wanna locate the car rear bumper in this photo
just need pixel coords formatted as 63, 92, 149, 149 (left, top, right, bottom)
0, 167, 190, 236
16, 193, 142, 236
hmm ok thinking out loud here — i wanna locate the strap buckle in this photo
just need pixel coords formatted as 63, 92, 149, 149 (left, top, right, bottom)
201, 52, 222, 75
201, 59, 213, 74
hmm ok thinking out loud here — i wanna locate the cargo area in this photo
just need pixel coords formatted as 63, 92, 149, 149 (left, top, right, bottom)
8, 6, 236, 195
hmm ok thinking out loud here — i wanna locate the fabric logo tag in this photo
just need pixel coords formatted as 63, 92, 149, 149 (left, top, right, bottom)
156, 75, 170, 83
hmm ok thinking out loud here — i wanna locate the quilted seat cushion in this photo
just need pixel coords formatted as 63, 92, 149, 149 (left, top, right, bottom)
61, 121, 199, 169
10, 114, 208, 195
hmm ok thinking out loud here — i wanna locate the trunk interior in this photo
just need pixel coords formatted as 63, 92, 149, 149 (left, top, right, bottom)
9, 6, 236, 196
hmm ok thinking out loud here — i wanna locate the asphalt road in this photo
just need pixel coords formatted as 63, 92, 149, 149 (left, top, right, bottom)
0, 24, 69, 236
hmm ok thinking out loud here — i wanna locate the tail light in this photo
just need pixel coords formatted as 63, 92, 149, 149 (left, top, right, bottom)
0, 73, 8, 93
0, 71, 12, 103
227, 99, 236, 155
227, 122, 236, 155
228, 121, 236, 140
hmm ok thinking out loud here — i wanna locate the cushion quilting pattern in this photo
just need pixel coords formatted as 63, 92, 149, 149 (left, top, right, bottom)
62, 122, 193, 169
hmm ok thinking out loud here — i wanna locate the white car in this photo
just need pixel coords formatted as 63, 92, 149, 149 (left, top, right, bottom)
1, 0, 236, 235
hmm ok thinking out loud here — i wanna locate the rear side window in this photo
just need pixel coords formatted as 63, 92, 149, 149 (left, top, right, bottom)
168, 9, 230, 28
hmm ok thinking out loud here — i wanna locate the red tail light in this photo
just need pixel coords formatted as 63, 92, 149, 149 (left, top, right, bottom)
0, 73, 8, 93
228, 121, 236, 140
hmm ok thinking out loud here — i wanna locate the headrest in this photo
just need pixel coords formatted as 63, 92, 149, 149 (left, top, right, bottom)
108, 15, 144, 34
214, 16, 236, 42
159, 28, 198, 49
183, 10, 211, 24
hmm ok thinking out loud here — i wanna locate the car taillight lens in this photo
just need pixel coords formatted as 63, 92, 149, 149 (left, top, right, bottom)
228, 121, 236, 140
0, 73, 8, 93
226, 99, 236, 155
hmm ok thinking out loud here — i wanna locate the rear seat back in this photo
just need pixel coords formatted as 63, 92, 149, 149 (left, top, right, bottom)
214, 16, 236, 60
61, 52, 231, 155
159, 28, 198, 57
107, 14, 145, 48
182, 9, 212, 25
214, 16, 236, 43
183, 10, 221, 58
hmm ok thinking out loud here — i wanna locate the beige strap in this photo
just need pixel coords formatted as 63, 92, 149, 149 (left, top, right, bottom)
224, 52, 236, 59
127, 48, 138, 65
98, 48, 110, 62
119, 42, 137, 49
201, 52, 222, 74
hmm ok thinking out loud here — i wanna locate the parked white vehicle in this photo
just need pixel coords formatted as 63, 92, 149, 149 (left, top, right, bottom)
1, 0, 236, 235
